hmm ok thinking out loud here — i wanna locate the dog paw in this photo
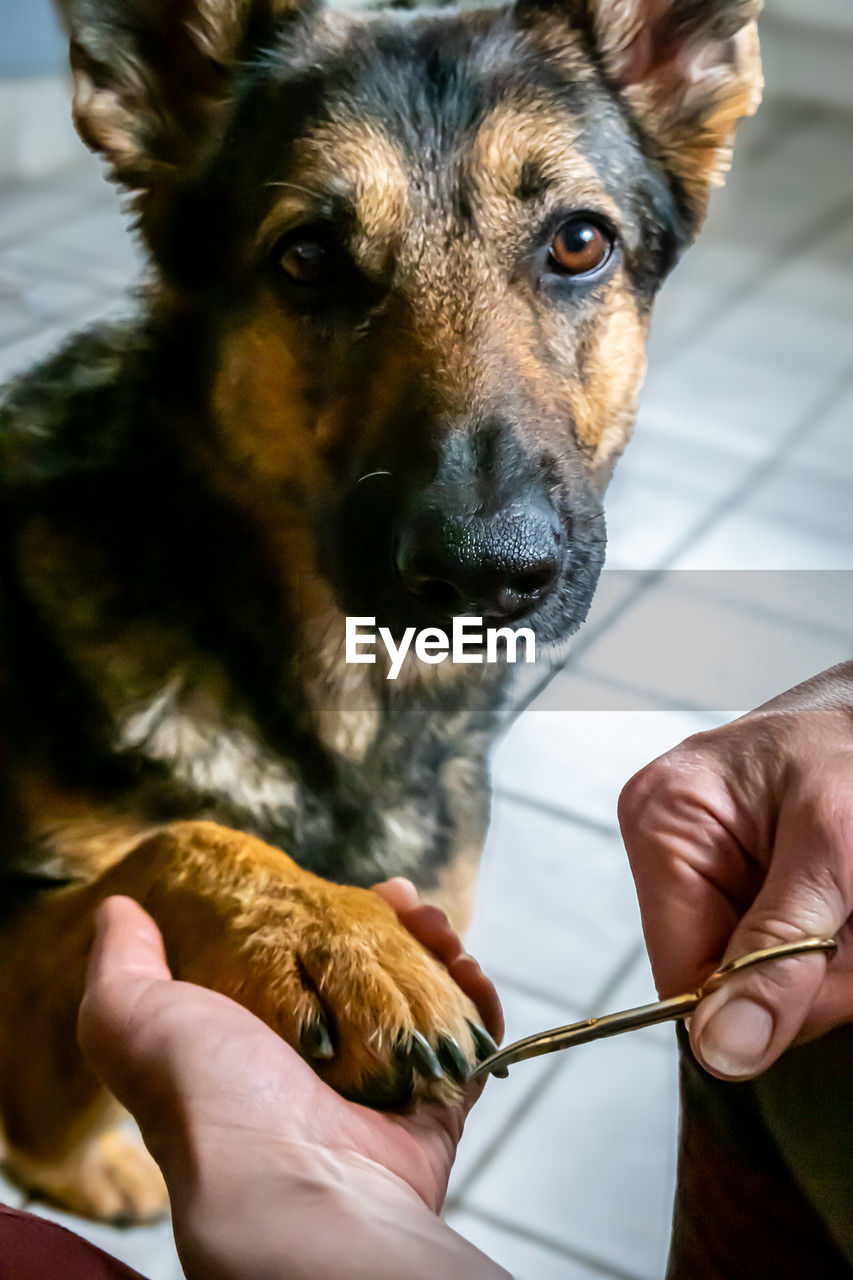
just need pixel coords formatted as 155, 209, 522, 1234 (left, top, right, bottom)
4, 1129, 168, 1224
305, 885, 498, 1107
220, 877, 498, 1109
135, 823, 499, 1110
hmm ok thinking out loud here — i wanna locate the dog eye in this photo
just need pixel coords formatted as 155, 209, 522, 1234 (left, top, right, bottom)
548, 218, 613, 277
277, 236, 334, 286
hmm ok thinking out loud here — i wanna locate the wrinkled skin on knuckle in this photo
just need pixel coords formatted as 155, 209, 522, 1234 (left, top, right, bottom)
618, 755, 674, 830
619, 747, 716, 841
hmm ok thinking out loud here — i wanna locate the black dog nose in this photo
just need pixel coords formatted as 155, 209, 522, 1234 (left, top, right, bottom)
396, 500, 563, 620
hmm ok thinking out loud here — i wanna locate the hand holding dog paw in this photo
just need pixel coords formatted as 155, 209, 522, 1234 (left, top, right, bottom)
618, 663, 853, 1082
77, 892, 508, 1280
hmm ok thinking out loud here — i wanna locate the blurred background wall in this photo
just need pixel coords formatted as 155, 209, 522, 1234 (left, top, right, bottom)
0, 0, 66, 76
0, 0, 75, 179
2, 0, 853, 179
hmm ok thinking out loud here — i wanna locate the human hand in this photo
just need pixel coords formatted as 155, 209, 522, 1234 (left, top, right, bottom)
618, 663, 853, 1081
78, 883, 501, 1211
78, 887, 505, 1280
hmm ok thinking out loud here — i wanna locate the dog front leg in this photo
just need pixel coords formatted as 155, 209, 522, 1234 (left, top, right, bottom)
0, 857, 172, 1222
0, 820, 488, 1221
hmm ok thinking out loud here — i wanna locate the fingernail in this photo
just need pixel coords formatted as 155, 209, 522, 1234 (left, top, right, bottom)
697, 998, 774, 1078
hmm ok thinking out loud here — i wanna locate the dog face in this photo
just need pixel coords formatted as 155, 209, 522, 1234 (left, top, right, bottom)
68, 0, 761, 645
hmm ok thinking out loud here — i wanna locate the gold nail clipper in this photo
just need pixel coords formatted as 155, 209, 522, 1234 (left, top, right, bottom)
472, 936, 838, 1080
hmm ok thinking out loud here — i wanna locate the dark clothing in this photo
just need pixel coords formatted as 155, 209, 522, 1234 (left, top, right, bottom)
667, 1026, 853, 1279
0, 1205, 147, 1279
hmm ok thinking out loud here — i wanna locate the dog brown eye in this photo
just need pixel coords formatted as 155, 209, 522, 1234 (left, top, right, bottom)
549, 219, 613, 276
278, 238, 333, 285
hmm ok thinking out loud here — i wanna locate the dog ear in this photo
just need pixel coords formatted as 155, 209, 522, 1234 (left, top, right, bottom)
523, 0, 763, 223
67, 0, 303, 194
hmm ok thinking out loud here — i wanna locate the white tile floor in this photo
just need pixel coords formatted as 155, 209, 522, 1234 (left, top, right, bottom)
0, 90, 851, 1280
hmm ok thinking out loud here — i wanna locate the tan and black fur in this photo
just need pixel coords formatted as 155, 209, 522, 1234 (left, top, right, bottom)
0, 0, 776, 1257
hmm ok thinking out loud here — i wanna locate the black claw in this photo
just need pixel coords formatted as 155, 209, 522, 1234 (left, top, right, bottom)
408, 1030, 445, 1082
466, 1022, 507, 1078
436, 1035, 471, 1085
467, 1020, 499, 1063
303, 1016, 334, 1062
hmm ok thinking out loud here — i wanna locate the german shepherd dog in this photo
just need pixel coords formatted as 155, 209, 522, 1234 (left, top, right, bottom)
0, 0, 768, 1248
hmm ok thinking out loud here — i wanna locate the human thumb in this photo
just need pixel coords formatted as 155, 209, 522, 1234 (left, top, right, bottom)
77, 896, 176, 1115
690, 872, 843, 1081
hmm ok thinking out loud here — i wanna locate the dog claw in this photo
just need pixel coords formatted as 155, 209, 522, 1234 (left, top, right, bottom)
467, 1020, 507, 1074
407, 1030, 445, 1082
467, 1019, 498, 1061
302, 1016, 335, 1061
436, 1035, 470, 1084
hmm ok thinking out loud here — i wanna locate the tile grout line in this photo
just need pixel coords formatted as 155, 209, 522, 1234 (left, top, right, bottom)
660, 572, 853, 644
653, 365, 853, 569
654, 193, 853, 369
451, 1204, 648, 1280
567, 666, 746, 718
494, 787, 620, 838
445, 1044, 574, 1205
0, 191, 111, 254
447, 944, 645, 1205
560, 363, 853, 672
484, 969, 587, 1017
586, 941, 647, 1013
545, 663, 732, 716
556, 559, 853, 713
491, 934, 677, 1052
